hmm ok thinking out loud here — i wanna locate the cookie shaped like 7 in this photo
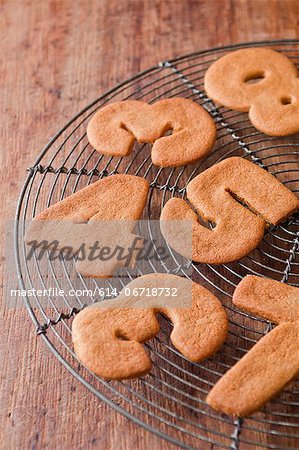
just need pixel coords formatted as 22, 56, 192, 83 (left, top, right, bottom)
207, 276, 299, 417
87, 98, 216, 167
72, 274, 228, 379
161, 157, 299, 264
204, 47, 299, 136
25, 174, 149, 278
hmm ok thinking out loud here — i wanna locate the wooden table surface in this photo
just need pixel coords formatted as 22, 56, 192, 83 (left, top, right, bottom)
1, 1, 299, 449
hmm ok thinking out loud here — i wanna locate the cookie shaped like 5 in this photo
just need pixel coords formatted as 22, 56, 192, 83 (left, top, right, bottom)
87, 98, 216, 167
160, 157, 299, 264
72, 274, 228, 379
207, 276, 299, 417
204, 47, 299, 136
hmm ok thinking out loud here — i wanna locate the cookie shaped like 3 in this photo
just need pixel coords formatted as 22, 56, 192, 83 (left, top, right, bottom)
204, 47, 299, 136
87, 98, 216, 167
25, 175, 149, 278
161, 157, 299, 264
207, 276, 299, 417
72, 274, 228, 379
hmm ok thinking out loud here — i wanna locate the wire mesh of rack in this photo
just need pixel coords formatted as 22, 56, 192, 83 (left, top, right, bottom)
14, 40, 299, 449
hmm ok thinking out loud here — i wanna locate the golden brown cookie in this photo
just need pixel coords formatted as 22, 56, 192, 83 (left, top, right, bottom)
206, 275, 299, 417
161, 157, 299, 264
204, 47, 299, 136
87, 98, 216, 167
207, 321, 299, 417
249, 85, 299, 136
25, 174, 149, 278
233, 275, 299, 323
72, 274, 228, 379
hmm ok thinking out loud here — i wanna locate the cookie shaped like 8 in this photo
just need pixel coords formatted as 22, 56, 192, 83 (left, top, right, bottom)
204, 47, 299, 136
87, 98, 216, 167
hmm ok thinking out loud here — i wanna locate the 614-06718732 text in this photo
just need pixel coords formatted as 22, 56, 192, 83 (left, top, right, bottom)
10, 286, 178, 299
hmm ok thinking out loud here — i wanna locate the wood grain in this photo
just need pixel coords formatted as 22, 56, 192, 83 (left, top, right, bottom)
1, 0, 299, 449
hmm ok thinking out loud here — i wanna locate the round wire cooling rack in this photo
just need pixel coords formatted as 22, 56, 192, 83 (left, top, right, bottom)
14, 40, 299, 449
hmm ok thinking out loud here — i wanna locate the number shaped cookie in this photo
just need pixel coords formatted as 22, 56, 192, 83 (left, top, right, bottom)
207, 275, 299, 416
25, 175, 149, 278
204, 47, 299, 136
161, 157, 299, 264
72, 274, 228, 379
87, 98, 216, 167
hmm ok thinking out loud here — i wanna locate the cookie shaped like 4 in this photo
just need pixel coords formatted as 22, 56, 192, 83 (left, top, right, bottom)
161, 157, 299, 264
204, 47, 299, 136
72, 274, 228, 379
25, 175, 149, 278
87, 98, 216, 167
207, 275, 299, 417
